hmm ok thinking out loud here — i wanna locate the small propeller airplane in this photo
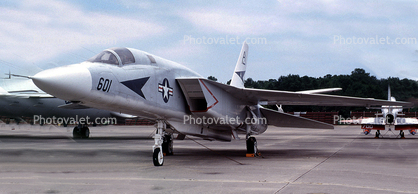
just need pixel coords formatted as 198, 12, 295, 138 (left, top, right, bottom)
361, 86, 418, 138
31, 42, 410, 166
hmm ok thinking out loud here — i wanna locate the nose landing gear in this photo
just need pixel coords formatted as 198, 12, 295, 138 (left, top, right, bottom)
152, 120, 174, 166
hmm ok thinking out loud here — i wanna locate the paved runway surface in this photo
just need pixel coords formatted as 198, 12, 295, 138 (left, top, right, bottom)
0, 123, 417, 193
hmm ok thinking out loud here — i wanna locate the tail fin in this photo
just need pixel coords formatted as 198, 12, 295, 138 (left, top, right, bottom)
230, 42, 248, 88
388, 84, 393, 101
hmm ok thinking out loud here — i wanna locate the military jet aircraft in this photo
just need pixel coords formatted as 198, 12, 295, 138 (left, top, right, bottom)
0, 77, 131, 138
31, 43, 410, 166
361, 86, 418, 138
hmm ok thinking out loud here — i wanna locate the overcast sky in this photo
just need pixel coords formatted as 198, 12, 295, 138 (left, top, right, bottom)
1, 0, 418, 83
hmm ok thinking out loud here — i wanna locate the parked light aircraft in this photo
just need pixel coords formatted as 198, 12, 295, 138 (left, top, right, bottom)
0, 78, 132, 138
31, 43, 410, 166
361, 86, 418, 138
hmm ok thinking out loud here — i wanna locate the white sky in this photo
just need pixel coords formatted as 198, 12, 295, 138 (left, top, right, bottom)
1, 0, 418, 83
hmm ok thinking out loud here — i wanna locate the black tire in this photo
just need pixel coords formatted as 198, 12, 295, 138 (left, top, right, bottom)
73, 127, 81, 138
246, 137, 257, 154
162, 135, 173, 155
81, 127, 90, 139
153, 148, 164, 166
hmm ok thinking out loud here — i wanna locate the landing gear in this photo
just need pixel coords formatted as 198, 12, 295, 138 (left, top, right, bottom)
246, 136, 258, 157
400, 130, 405, 139
73, 125, 90, 139
375, 130, 380, 139
162, 134, 174, 156
153, 120, 173, 166
153, 148, 164, 166
246, 107, 259, 157
245, 109, 259, 157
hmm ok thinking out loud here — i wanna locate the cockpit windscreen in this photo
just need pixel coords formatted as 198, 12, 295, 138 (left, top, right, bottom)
87, 48, 135, 66
87, 51, 119, 65
113, 48, 135, 65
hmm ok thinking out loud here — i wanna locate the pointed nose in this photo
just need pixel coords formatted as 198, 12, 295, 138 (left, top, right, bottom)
32, 64, 92, 101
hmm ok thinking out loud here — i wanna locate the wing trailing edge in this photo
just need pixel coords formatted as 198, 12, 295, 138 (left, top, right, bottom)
260, 107, 334, 129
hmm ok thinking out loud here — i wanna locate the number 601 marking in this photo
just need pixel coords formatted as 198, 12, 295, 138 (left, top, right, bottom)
97, 77, 112, 92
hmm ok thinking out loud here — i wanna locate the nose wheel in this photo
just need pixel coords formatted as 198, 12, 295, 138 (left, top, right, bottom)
152, 120, 173, 166
153, 148, 164, 166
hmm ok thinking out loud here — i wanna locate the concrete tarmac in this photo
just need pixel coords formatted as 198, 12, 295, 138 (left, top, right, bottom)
0, 124, 417, 193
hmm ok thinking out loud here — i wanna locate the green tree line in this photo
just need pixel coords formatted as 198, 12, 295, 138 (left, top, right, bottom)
219, 68, 418, 117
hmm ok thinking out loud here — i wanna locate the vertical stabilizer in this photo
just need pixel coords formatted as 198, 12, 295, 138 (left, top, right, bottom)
230, 42, 248, 88
388, 85, 392, 101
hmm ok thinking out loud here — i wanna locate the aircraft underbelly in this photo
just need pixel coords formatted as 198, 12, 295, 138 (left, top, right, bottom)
168, 120, 232, 141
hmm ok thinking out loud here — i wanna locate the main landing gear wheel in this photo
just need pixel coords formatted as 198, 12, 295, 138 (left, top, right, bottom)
82, 127, 90, 138
73, 126, 90, 139
400, 130, 405, 139
153, 148, 164, 166
375, 130, 380, 139
246, 137, 258, 157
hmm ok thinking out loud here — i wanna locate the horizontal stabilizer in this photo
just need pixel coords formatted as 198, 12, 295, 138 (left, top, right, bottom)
260, 107, 334, 129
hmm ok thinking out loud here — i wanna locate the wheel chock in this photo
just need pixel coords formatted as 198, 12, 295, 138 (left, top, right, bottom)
246, 153, 255, 157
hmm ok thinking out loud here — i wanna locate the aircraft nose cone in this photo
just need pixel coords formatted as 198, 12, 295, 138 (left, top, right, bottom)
32, 65, 92, 101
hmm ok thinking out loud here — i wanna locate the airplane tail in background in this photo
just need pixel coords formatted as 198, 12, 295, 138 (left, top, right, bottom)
230, 42, 248, 88
388, 85, 392, 101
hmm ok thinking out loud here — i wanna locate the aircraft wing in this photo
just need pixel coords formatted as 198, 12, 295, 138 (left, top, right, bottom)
8, 91, 53, 98
296, 88, 342, 94
361, 117, 384, 125
260, 107, 334, 129
0, 89, 53, 98
58, 102, 90, 109
177, 78, 412, 107
361, 117, 418, 132
399, 118, 418, 125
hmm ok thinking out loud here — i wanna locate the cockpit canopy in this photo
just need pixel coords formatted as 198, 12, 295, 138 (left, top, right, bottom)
87, 47, 135, 66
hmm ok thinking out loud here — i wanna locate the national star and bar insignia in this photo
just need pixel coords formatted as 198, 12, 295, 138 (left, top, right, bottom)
158, 78, 173, 103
